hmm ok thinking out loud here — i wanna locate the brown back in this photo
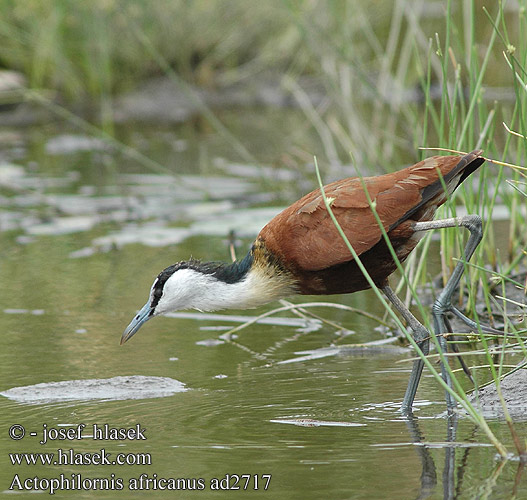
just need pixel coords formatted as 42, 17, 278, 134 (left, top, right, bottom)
258, 153, 483, 273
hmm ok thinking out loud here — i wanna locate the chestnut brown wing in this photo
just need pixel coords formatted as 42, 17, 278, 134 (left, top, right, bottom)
258, 154, 469, 272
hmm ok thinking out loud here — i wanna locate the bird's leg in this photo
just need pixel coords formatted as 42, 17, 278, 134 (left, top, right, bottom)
444, 314, 474, 384
382, 215, 482, 413
413, 215, 482, 325
381, 284, 430, 414
413, 214, 483, 411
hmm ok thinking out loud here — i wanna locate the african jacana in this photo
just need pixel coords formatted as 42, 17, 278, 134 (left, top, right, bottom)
122, 150, 486, 413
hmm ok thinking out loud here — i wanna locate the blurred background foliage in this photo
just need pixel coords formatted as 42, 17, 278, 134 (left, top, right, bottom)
0, 0, 525, 169
0, 1, 520, 92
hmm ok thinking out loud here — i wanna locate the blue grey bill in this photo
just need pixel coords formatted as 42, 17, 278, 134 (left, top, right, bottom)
121, 302, 151, 344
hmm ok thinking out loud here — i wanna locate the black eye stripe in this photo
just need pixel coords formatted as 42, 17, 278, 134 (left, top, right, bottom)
150, 262, 194, 311
150, 268, 176, 310
149, 255, 254, 311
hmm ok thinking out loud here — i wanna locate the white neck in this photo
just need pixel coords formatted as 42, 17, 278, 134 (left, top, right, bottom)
154, 267, 295, 315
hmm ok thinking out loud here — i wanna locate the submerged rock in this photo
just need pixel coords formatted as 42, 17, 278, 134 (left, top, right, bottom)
0, 70, 26, 111
45, 134, 109, 155
0, 375, 188, 404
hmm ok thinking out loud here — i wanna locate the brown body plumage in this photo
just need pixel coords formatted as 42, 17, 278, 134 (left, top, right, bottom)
256, 151, 484, 295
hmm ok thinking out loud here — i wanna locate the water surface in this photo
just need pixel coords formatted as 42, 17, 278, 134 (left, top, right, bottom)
0, 114, 525, 498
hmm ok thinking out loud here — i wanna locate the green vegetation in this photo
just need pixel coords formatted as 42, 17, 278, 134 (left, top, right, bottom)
1, 0, 526, 456
0, 0, 298, 97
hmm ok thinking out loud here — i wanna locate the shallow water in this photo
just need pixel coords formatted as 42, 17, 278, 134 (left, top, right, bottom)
0, 114, 525, 498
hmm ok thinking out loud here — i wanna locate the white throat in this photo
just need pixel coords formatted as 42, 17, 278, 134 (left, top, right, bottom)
153, 267, 294, 316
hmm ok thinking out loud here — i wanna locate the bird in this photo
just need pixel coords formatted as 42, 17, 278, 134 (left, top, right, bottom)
122, 150, 486, 413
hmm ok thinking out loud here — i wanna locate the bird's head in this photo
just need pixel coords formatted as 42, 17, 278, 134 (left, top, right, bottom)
120, 262, 206, 345
121, 250, 292, 345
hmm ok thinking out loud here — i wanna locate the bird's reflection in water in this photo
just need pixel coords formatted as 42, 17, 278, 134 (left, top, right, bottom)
404, 414, 525, 499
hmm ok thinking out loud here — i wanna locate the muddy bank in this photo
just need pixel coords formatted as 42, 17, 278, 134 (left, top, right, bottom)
0, 72, 325, 127
418, 269, 526, 419
0, 70, 518, 127
467, 366, 527, 419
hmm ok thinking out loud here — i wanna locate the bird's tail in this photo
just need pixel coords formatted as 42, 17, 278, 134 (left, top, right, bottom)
419, 149, 485, 204
390, 150, 485, 231
450, 149, 485, 189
